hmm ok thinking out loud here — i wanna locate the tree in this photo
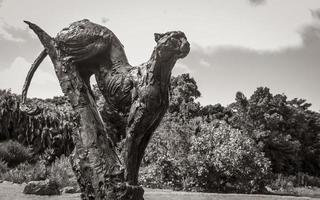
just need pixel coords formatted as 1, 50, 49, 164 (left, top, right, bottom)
168, 74, 201, 119
229, 87, 320, 175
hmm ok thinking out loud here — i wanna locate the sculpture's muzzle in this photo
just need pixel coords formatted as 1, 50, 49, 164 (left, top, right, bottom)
179, 40, 190, 58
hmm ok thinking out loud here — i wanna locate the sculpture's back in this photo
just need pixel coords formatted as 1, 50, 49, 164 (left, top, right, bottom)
55, 19, 129, 68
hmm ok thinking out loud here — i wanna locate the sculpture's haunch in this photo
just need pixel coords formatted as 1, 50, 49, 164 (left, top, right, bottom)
21, 19, 190, 200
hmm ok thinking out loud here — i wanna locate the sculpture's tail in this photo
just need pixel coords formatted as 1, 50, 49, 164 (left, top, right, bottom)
20, 21, 54, 115
24, 21, 55, 54
20, 49, 47, 115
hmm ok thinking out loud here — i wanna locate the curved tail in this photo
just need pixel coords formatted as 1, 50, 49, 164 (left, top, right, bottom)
20, 49, 47, 115
20, 20, 54, 115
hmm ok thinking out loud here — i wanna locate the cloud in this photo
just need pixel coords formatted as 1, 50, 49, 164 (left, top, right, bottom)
248, 0, 266, 6
0, 22, 42, 70
180, 23, 320, 110
0, 0, 3, 7
0, 57, 62, 98
199, 59, 210, 68
101, 17, 109, 24
1, 22, 30, 41
173, 62, 192, 75
311, 9, 320, 20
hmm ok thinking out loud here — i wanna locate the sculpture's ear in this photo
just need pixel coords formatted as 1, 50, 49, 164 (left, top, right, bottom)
154, 33, 164, 43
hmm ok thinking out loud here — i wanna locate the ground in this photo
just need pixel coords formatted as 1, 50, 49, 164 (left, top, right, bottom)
1, 182, 320, 200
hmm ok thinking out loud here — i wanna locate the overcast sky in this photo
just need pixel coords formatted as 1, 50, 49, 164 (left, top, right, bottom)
0, 0, 319, 111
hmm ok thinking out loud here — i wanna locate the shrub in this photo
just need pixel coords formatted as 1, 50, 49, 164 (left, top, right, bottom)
0, 160, 8, 173
141, 114, 197, 190
140, 163, 163, 189
188, 122, 272, 193
48, 155, 78, 189
140, 156, 182, 190
270, 173, 320, 190
0, 155, 78, 189
141, 118, 271, 193
0, 161, 46, 183
0, 140, 33, 167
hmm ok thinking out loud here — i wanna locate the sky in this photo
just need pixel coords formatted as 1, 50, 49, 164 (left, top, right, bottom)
0, 0, 320, 111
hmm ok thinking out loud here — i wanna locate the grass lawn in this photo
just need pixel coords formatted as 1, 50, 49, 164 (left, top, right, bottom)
1, 182, 319, 200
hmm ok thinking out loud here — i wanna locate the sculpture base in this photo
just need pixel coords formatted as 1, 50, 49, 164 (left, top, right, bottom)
106, 183, 144, 200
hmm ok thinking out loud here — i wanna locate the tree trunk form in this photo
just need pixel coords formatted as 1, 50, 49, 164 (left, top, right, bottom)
22, 19, 189, 200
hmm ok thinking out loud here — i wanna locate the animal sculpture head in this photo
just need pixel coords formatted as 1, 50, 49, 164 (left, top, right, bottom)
154, 31, 190, 60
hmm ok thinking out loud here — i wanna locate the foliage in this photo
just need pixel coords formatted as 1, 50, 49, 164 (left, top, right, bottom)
47, 155, 78, 189
143, 77, 320, 193
0, 161, 46, 184
188, 122, 271, 193
140, 159, 180, 189
200, 103, 232, 123
0, 90, 75, 161
143, 116, 271, 193
141, 113, 196, 190
0, 160, 8, 173
169, 74, 201, 119
0, 155, 78, 189
143, 74, 273, 193
229, 87, 320, 176
0, 140, 32, 167
270, 173, 320, 190
269, 174, 296, 191
2, 74, 320, 193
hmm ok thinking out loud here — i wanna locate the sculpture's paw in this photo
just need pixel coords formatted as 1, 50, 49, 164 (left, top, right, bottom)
116, 183, 144, 200
104, 182, 144, 200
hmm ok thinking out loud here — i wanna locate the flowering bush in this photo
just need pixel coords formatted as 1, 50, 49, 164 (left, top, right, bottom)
188, 122, 271, 193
